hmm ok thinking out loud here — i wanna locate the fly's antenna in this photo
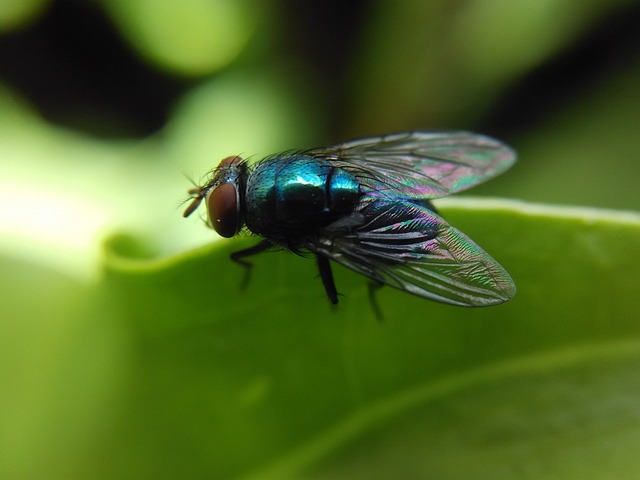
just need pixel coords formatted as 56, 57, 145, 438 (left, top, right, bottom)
183, 186, 206, 218
181, 170, 215, 218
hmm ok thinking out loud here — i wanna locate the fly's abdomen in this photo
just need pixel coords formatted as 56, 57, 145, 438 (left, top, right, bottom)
245, 154, 360, 236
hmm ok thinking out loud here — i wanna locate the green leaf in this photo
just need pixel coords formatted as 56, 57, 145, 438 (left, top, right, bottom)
3, 199, 638, 479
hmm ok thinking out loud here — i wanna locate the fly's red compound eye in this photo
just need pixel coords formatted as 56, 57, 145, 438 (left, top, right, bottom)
207, 182, 239, 238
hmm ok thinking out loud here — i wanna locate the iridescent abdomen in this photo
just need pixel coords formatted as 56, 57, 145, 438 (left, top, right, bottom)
244, 154, 360, 238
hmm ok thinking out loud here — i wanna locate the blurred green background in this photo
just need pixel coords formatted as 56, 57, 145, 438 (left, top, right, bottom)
1, 1, 639, 479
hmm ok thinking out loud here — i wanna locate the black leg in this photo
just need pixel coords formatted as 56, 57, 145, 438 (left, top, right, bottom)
316, 255, 339, 304
230, 240, 272, 290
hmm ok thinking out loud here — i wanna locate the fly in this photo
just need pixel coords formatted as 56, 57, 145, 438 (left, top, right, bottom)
184, 131, 517, 307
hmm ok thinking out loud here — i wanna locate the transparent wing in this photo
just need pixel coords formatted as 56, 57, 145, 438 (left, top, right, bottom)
305, 197, 516, 306
310, 131, 516, 198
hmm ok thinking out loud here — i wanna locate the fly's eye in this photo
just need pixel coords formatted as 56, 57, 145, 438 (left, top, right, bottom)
207, 183, 239, 238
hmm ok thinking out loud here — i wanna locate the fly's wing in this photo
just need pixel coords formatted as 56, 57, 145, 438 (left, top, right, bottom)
305, 197, 516, 306
309, 131, 516, 198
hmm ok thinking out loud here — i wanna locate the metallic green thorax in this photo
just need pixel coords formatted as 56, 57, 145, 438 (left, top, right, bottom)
244, 154, 360, 239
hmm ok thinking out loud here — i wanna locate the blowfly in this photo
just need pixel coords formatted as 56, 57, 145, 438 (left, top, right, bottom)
184, 131, 516, 307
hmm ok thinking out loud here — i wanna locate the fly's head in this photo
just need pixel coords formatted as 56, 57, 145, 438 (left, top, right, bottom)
183, 156, 246, 238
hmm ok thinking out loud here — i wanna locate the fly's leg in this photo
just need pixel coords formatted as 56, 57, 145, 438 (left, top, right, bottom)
368, 281, 384, 321
316, 256, 339, 305
230, 240, 272, 290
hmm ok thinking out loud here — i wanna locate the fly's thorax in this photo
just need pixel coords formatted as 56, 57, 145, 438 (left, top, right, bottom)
244, 154, 360, 237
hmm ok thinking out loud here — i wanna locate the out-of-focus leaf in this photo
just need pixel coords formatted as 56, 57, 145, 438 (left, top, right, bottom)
0, 0, 48, 31
0, 66, 317, 279
348, 0, 636, 131
102, 0, 259, 76
489, 62, 640, 211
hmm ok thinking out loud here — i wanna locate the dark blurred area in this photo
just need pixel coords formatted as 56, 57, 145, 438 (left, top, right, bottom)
0, 0, 367, 137
488, 4, 640, 133
0, 0, 184, 137
0, 0, 638, 139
